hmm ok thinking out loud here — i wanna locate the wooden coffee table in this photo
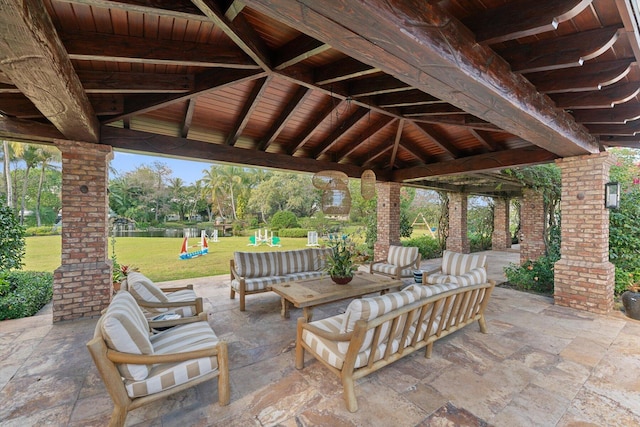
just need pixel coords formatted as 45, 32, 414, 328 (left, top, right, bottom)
270, 271, 402, 321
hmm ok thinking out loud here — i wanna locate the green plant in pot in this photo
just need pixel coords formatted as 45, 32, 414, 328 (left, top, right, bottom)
324, 234, 357, 284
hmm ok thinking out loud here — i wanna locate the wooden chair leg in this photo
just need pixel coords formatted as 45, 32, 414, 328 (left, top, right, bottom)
478, 315, 488, 333
229, 287, 235, 300
217, 342, 230, 405
425, 342, 433, 359
239, 292, 245, 311
342, 375, 358, 412
295, 323, 305, 369
108, 406, 128, 427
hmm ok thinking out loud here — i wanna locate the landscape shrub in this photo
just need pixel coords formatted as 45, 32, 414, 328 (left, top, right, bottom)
0, 271, 53, 320
270, 211, 299, 229
402, 235, 441, 260
0, 197, 25, 271
277, 228, 309, 238
24, 226, 58, 236
504, 255, 555, 295
609, 186, 640, 294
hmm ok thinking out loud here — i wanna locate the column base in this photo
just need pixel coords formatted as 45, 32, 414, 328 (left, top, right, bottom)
554, 258, 615, 314
53, 261, 112, 322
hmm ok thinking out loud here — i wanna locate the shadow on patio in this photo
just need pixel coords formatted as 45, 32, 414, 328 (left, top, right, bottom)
1, 249, 639, 426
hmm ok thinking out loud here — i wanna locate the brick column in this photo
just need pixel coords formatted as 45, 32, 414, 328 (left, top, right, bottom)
492, 197, 511, 250
374, 182, 401, 260
554, 153, 615, 314
520, 189, 546, 263
53, 140, 113, 322
447, 192, 469, 253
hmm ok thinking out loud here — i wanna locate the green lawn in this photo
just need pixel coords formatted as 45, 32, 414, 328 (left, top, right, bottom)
24, 235, 311, 282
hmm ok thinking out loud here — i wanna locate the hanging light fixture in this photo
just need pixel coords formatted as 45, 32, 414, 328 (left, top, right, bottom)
360, 169, 376, 200
312, 170, 351, 215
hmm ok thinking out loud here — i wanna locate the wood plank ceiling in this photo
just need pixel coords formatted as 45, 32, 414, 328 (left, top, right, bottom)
1, 0, 640, 197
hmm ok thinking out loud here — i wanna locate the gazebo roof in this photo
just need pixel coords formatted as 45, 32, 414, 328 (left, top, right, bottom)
1, 0, 639, 196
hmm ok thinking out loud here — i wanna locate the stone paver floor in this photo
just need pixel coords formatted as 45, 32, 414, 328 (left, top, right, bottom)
1, 249, 639, 426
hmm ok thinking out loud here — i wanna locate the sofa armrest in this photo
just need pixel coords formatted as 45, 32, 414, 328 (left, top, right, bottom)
137, 297, 204, 313
106, 341, 225, 365
299, 318, 353, 342
158, 284, 194, 292
421, 267, 443, 284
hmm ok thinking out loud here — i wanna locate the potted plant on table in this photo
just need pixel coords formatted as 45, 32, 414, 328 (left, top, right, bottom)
324, 234, 357, 285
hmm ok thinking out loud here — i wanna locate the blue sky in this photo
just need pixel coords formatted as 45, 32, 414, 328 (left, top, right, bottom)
110, 151, 215, 184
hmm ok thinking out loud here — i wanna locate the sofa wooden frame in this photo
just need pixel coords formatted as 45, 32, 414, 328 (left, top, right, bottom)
295, 280, 495, 412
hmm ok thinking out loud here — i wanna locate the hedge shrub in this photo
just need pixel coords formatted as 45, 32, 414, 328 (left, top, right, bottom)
402, 235, 442, 260
0, 271, 53, 320
277, 228, 310, 238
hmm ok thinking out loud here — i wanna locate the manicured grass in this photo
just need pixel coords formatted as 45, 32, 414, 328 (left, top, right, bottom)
23, 235, 311, 282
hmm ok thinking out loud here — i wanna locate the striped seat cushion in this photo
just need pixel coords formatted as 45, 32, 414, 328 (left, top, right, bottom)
231, 275, 289, 293
234, 251, 280, 278
280, 249, 312, 275
282, 271, 325, 281
125, 272, 169, 304
301, 314, 401, 370
387, 245, 419, 267
370, 263, 414, 278
441, 251, 486, 276
101, 291, 153, 381
165, 289, 199, 317
338, 288, 420, 353
424, 268, 486, 287
125, 321, 220, 398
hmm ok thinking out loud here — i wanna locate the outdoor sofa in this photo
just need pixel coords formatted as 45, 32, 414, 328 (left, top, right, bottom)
230, 247, 332, 311
296, 279, 496, 412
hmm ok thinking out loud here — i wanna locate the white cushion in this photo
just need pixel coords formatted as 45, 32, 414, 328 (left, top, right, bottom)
441, 251, 486, 276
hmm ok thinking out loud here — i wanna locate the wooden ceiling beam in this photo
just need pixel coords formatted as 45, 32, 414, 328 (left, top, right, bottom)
394, 146, 559, 181
181, 99, 197, 139
62, 31, 259, 69
572, 103, 640, 124
525, 59, 634, 93
314, 57, 379, 85
100, 125, 388, 180
287, 100, 337, 155
0, 116, 65, 144
402, 104, 465, 116
462, 0, 592, 44
102, 69, 266, 123
375, 90, 442, 108
599, 135, 640, 148
257, 86, 311, 151
362, 142, 394, 168
586, 121, 640, 135
412, 114, 501, 131
274, 35, 331, 70
335, 116, 396, 160
412, 122, 460, 158
191, 0, 272, 70
0, 93, 122, 118
348, 75, 411, 97
388, 119, 404, 169
58, 0, 208, 21
77, 70, 195, 94
239, 0, 598, 156
550, 82, 640, 109
312, 107, 368, 159
469, 129, 501, 152
398, 142, 426, 163
226, 76, 271, 146
497, 26, 621, 74
0, 0, 99, 142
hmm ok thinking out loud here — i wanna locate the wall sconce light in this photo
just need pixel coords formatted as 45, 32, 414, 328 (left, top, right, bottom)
605, 182, 620, 209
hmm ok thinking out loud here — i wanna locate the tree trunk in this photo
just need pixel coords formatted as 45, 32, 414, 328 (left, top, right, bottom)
20, 165, 31, 225
35, 161, 47, 226
3, 140, 12, 208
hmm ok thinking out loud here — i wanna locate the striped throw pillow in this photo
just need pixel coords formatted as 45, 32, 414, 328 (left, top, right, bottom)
126, 272, 168, 304
101, 291, 153, 381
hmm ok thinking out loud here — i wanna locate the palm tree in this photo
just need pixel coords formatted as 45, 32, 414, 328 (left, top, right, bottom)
18, 144, 40, 224
34, 146, 61, 226
1, 140, 24, 209
201, 166, 226, 220
218, 165, 244, 220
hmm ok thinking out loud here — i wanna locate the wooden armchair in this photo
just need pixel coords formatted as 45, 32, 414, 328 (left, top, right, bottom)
121, 271, 203, 318
87, 291, 229, 427
422, 250, 488, 287
369, 245, 421, 280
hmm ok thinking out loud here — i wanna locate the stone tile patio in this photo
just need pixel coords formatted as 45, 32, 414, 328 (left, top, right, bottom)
1, 250, 639, 426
